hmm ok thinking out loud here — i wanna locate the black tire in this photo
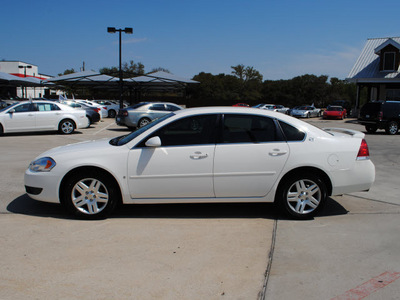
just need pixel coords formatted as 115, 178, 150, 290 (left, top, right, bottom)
0, 123, 3, 136
365, 125, 377, 134
61, 170, 119, 219
277, 172, 327, 220
138, 117, 151, 128
385, 121, 399, 135
108, 110, 116, 118
59, 119, 76, 134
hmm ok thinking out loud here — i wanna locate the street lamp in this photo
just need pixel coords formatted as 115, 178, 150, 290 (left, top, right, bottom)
18, 65, 32, 98
107, 27, 133, 109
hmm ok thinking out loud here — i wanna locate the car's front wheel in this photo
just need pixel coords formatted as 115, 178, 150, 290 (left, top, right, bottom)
385, 121, 399, 135
277, 172, 327, 219
61, 170, 120, 219
59, 119, 75, 134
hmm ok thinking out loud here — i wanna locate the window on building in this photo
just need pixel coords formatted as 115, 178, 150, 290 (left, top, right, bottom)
386, 89, 400, 101
383, 52, 396, 71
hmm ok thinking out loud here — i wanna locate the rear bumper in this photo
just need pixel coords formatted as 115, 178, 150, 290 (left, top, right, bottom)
330, 159, 375, 195
358, 119, 386, 129
116, 116, 137, 128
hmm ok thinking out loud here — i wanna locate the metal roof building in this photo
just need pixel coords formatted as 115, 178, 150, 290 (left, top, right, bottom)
347, 37, 400, 108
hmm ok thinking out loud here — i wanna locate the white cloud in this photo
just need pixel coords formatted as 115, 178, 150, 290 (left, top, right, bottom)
262, 45, 362, 80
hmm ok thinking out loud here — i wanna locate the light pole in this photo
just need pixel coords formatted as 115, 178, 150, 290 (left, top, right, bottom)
18, 65, 32, 98
107, 27, 133, 109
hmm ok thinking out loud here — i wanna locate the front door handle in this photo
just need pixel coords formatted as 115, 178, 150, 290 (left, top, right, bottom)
190, 152, 208, 160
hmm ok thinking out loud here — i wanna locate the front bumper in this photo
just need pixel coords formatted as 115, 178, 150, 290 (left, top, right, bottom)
24, 169, 62, 203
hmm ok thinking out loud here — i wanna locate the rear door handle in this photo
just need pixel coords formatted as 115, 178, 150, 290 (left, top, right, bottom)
269, 149, 288, 156
190, 152, 208, 160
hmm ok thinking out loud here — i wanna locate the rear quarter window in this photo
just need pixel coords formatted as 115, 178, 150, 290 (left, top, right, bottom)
278, 121, 305, 141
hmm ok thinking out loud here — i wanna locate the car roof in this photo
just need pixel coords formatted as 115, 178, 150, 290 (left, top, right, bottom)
173, 106, 309, 126
9, 100, 61, 105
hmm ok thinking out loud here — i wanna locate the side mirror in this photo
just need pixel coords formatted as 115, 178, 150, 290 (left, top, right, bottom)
8, 109, 15, 114
145, 136, 161, 147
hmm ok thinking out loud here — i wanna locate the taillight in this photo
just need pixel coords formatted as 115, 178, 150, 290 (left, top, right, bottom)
95, 108, 100, 113
357, 139, 370, 160
118, 110, 128, 116
378, 111, 383, 121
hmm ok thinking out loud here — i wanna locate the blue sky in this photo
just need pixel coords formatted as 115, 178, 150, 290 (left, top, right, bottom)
1, 0, 399, 80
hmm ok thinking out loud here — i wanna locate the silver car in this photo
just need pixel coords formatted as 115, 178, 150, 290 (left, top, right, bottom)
290, 106, 321, 118
116, 102, 182, 129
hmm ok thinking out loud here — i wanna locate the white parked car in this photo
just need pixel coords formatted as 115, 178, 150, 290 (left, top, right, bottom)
0, 100, 88, 135
25, 107, 375, 220
254, 103, 289, 114
93, 100, 123, 118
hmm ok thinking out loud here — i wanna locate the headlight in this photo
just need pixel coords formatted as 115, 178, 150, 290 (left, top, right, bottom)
29, 157, 56, 172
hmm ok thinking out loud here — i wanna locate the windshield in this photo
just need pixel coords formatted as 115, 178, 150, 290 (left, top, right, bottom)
327, 106, 342, 111
0, 102, 18, 112
110, 113, 174, 146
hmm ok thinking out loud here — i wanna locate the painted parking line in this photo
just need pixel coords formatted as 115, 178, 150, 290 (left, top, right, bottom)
331, 271, 400, 300
92, 121, 116, 135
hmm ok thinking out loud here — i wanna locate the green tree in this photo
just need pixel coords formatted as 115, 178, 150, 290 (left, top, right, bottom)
58, 68, 76, 76
99, 60, 145, 77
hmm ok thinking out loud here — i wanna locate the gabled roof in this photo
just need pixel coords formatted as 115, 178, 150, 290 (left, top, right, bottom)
347, 37, 400, 83
374, 38, 400, 54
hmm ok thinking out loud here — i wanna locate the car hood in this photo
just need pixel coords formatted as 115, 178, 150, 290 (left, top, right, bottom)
34, 138, 116, 160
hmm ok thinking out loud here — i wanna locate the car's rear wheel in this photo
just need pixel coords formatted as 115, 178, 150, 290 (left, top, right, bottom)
385, 121, 399, 135
59, 119, 75, 134
365, 125, 377, 133
277, 172, 327, 219
61, 170, 119, 219
0, 123, 3, 135
138, 117, 151, 128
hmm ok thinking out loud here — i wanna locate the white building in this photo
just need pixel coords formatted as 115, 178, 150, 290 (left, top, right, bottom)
0, 61, 52, 98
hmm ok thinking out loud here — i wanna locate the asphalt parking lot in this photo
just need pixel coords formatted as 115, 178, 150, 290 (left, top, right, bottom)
1, 117, 400, 299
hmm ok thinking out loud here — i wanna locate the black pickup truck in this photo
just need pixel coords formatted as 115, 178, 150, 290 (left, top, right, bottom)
358, 101, 400, 135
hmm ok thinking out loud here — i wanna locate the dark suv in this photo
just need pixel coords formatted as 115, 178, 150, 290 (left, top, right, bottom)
358, 101, 400, 135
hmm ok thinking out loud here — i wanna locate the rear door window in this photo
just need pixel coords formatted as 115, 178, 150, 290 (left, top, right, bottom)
221, 114, 279, 143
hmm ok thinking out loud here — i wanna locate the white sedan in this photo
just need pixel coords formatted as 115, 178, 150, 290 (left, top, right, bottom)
0, 100, 88, 135
24, 107, 375, 220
